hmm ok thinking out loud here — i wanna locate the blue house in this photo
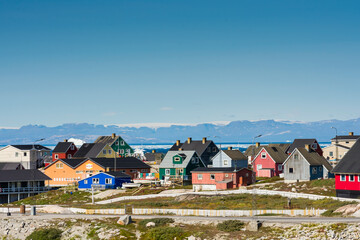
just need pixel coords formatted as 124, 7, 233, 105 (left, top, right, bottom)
78, 171, 131, 190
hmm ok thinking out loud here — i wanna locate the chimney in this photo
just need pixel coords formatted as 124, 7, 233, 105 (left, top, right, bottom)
106, 167, 110, 172
349, 132, 354, 136
228, 146, 233, 150
179, 148, 183, 151
305, 144, 310, 152
176, 140, 180, 146
202, 137, 207, 144
152, 150, 156, 153
64, 139, 68, 142
255, 142, 260, 148
187, 137, 192, 144
112, 133, 116, 139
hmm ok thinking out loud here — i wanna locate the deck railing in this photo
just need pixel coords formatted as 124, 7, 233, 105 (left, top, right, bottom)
0, 186, 51, 194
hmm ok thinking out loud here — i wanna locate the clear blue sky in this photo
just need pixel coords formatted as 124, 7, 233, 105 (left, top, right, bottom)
1, 0, 360, 127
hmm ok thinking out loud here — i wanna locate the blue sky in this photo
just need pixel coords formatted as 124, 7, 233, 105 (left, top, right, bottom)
1, 0, 360, 127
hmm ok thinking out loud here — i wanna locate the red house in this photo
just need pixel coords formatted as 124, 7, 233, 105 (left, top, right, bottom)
252, 146, 288, 177
52, 140, 78, 162
332, 138, 360, 198
191, 167, 255, 191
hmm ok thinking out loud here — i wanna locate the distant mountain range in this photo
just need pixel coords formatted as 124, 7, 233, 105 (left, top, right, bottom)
1, 118, 360, 145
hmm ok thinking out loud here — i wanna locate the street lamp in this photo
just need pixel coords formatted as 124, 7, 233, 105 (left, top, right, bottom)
331, 127, 338, 165
252, 135, 262, 162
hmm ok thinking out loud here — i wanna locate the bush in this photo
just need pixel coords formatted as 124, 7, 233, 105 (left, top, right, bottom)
217, 220, 244, 232
142, 227, 188, 240
138, 218, 174, 229
26, 228, 63, 240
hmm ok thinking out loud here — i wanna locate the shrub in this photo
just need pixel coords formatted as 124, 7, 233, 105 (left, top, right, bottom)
26, 228, 63, 240
217, 220, 244, 232
142, 227, 188, 240
138, 218, 174, 229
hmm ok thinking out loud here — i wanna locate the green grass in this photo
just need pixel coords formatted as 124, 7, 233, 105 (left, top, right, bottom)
26, 228, 62, 240
256, 176, 282, 184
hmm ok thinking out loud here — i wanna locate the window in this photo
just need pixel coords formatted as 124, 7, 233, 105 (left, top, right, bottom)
174, 157, 181, 162
108, 149, 112, 154
71, 145, 75, 150
312, 143, 318, 149
289, 168, 293, 173
126, 149, 131, 153
120, 149, 124, 154
198, 174, 203, 180
141, 169, 147, 172
92, 178, 99, 184
294, 154, 298, 160
329, 152, 333, 157
224, 160, 228, 166
207, 147, 211, 153
165, 169, 170, 175
312, 167, 317, 174
358, 175, 360, 182
340, 175, 346, 181
55, 154, 59, 159
213, 147, 217, 152
103, 150, 107, 154
24, 152, 27, 157
319, 166, 323, 172
67, 154, 72, 159
105, 178, 112, 184
56, 163, 63, 169
15, 152, 19, 157
121, 141, 125, 146
130, 170, 137, 173
257, 164, 262, 170
349, 175, 355, 182
84, 180, 88, 184
278, 165, 283, 171
225, 174, 229, 177
210, 174, 215, 180
261, 153, 266, 159
76, 171, 83, 174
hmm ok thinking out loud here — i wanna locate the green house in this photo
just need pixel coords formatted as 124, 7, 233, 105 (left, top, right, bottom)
95, 133, 134, 158
159, 150, 205, 182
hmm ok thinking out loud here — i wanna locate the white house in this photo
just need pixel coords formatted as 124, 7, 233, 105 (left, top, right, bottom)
0, 145, 51, 169
211, 147, 248, 169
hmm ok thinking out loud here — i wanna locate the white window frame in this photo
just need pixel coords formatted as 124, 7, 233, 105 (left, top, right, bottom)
257, 164, 262, 170
121, 140, 125, 146
108, 149, 112, 154
329, 151, 333, 157
224, 160, 228, 166
198, 174, 203, 180
120, 149, 124, 154
55, 154, 59, 159
165, 169, 170, 175
174, 157, 181, 162
278, 165, 283, 171
92, 178, 99, 184
210, 174, 215, 180
358, 175, 360, 182
71, 145, 75, 150
84, 180, 88, 184
312, 167, 317, 174
102, 150, 107, 154
349, 175, 355, 182
312, 143, 318, 149
294, 154, 298, 160
105, 178, 112, 184
261, 153, 266, 159
56, 163, 63, 169
67, 154, 71, 159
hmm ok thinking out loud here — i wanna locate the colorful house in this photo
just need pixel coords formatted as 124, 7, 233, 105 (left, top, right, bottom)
78, 171, 131, 190
252, 145, 288, 177
285, 139, 323, 156
282, 145, 333, 183
191, 167, 255, 191
211, 147, 248, 168
159, 150, 205, 183
44, 157, 151, 186
169, 137, 219, 166
332, 138, 360, 198
73, 133, 134, 158
52, 140, 78, 161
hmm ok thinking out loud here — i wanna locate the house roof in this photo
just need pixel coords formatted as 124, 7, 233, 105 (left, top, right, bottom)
159, 150, 203, 168
191, 167, 250, 173
255, 146, 288, 164
286, 139, 319, 153
103, 171, 131, 178
46, 157, 151, 170
296, 148, 333, 171
331, 135, 360, 141
0, 163, 23, 170
323, 144, 351, 150
244, 145, 262, 157
0, 170, 51, 182
10, 145, 51, 151
222, 150, 247, 161
144, 152, 164, 161
268, 143, 291, 153
169, 140, 216, 156
85, 143, 108, 157
332, 139, 360, 174
94, 135, 118, 145
73, 143, 96, 158
52, 142, 74, 153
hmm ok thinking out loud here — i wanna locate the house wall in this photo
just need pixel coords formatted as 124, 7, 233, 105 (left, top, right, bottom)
200, 142, 219, 166
253, 149, 278, 177
52, 144, 77, 161
96, 144, 116, 158
212, 152, 247, 168
78, 173, 131, 189
322, 145, 349, 162
283, 151, 310, 182
0, 146, 50, 169
110, 137, 134, 157
335, 174, 360, 191
109, 168, 150, 179
309, 165, 324, 180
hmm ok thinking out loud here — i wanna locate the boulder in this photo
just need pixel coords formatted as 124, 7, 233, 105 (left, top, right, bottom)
146, 222, 156, 227
117, 215, 132, 225
246, 221, 261, 232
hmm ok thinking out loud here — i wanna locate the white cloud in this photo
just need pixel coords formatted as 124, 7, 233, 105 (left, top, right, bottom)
160, 107, 173, 111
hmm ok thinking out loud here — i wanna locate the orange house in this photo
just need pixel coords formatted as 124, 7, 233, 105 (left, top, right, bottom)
44, 157, 151, 186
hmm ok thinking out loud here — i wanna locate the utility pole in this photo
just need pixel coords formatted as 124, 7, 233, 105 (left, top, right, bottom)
331, 127, 338, 166
252, 134, 262, 219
